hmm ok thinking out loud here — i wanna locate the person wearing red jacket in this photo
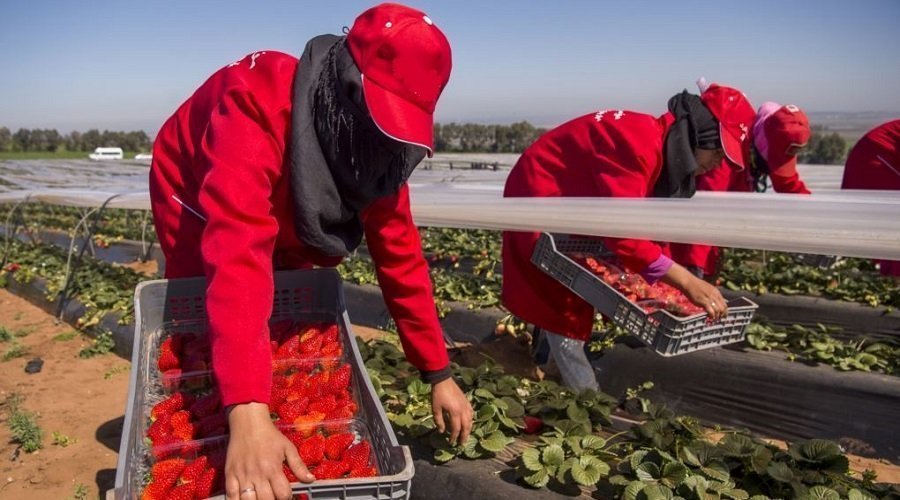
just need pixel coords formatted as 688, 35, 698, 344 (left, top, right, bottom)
149, 4, 473, 500
671, 92, 813, 278
502, 85, 755, 391
841, 119, 900, 277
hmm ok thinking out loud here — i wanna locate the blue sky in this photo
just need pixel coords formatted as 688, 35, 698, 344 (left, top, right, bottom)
1, 0, 898, 134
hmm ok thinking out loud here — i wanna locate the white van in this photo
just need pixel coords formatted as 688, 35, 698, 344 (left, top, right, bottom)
88, 147, 124, 160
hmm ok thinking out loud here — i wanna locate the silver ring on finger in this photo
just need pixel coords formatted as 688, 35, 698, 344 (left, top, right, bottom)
240, 487, 257, 497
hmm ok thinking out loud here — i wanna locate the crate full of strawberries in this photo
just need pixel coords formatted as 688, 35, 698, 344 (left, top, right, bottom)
531, 233, 758, 356
113, 269, 413, 500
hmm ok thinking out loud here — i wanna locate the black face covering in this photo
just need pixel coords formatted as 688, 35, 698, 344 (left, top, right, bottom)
289, 35, 426, 257
655, 91, 721, 199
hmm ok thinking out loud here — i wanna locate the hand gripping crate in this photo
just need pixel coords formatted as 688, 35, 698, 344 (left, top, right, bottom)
113, 268, 413, 500
531, 233, 758, 356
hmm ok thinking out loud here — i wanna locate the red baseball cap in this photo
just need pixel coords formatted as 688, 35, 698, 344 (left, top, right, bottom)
763, 104, 811, 176
700, 84, 756, 170
346, 3, 452, 156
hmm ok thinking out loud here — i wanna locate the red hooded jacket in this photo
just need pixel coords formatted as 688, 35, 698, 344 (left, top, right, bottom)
841, 119, 900, 276
502, 109, 674, 340
149, 51, 449, 407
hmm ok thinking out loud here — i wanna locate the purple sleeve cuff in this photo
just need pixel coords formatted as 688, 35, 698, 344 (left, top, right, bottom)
640, 254, 674, 284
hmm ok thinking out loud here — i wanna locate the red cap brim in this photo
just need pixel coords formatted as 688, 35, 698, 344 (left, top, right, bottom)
362, 74, 434, 157
720, 122, 746, 170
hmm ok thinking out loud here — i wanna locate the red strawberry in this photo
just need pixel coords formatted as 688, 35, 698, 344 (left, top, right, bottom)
523, 416, 544, 434
166, 481, 197, 500
298, 434, 325, 466
342, 441, 371, 470
147, 412, 173, 443
308, 395, 339, 415
140, 481, 170, 500
152, 392, 194, 421
328, 365, 352, 393
312, 460, 350, 480
348, 466, 378, 478
293, 412, 326, 437
179, 456, 208, 484
189, 391, 220, 420
299, 334, 323, 356
323, 433, 354, 461
151, 435, 182, 459
275, 335, 300, 359
195, 467, 216, 498
321, 324, 339, 343
170, 410, 195, 441
283, 430, 305, 451
320, 340, 342, 358
270, 385, 292, 408
158, 344, 181, 372
197, 412, 227, 438
161, 369, 183, 391
146, 458, 186, 495
277, 398, 310, 424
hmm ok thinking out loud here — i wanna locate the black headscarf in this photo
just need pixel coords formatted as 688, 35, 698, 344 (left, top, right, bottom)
654, 91, 720, 199
289, 35, 426, 257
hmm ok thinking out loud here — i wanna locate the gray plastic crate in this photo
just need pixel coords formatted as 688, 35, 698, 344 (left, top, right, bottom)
113, 268, 413, 500
531, 233, 758, 356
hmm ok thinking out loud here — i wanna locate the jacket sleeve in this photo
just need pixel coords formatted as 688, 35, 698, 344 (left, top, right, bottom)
590, 150, 665, 275
770, 170, 811, 194
196, 89, 283, 407
361, 184, 451, 383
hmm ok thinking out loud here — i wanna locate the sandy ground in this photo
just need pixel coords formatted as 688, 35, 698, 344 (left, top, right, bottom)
0, 288, 130, 500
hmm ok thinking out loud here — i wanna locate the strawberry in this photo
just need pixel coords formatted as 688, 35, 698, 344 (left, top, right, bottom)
342, 441, 371, 470
328, 365, 352, 393
312, 459, 350, 480
179, 456, 208, 485
283, 430, 306, 451
293, 412, 326, 437
320, 340, 342, 358
298, 434, 325, 466
298, 334, 323, 356
140, 481, 170, 500
277, 398, 310, 424
170, 410, 196, 441
274, 335, 300, 360
161, 369, 183, 391
321, 324, 339, 343
189, 391, 220, 420
308, 395, 339, 416
195, 467, 216, 498
151, 435, 182, 459
166, 481, 197, 500
158, 340, 181, 372
197, 412, 227, 438
323, 433, 354, 461
348, 466, 378, 478
523, 416, 544, 434
147, 412, 173, 444
152, 392, 194, 421
147, 458, 186, 494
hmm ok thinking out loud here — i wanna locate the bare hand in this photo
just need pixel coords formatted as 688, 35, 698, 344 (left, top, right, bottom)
663, 264, 728, 321
431, 378, 474, 446
225, 402, 314, 500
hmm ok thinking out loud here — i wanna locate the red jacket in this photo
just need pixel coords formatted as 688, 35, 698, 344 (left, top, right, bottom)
502, 109, 674, 340
841, 119, 900, 276
149, 51, 449, 407
670, 157, 811, 276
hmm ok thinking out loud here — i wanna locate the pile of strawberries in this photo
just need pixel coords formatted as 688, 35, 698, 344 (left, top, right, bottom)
576, 256, 705, 317
141, 321, 378, 499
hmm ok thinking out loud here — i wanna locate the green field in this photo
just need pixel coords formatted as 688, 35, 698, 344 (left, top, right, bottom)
0, 150, 144, 160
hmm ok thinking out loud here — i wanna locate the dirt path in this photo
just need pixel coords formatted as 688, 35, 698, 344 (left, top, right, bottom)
0, 288, 130, 500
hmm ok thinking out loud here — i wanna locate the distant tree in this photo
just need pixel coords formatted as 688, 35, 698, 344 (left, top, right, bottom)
799, 129, 847, 165
66, 130, 82, 152
0, 127, 12, 152
12, 128, 31, 152
81, 129, 101, 151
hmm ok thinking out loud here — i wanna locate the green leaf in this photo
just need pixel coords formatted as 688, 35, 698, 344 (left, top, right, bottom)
699, 461, 732, 482
660, 462, 689, 488
765, 462, 794, 483
522, 469, 550, 489
474, 388, 495, 399
433, 448, 456, 463
476, 404, 497, 422
479, 432, 512, 453
804, 486, 840, 500
570, 456, 609, 486
502, 397, 525, 418
639, 483, 675, 500
566, 402, 590, 423
542, 444, 565, 467
580, 435, 608, 450
635, 462, 662, 482
390, 413, 414, 427
847, 489, 876, 500
722, 489, 750, 500
788, 439, 842, 464
522, 448, 543, 472
624, 481, 647, 500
